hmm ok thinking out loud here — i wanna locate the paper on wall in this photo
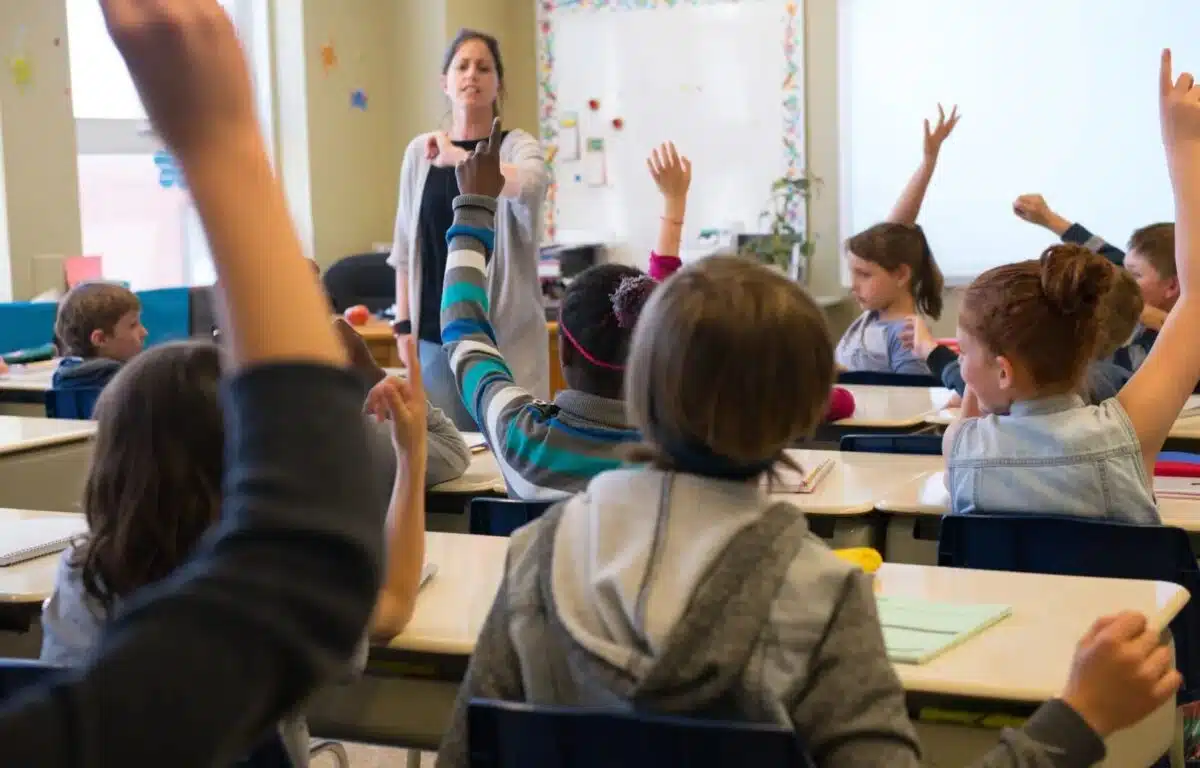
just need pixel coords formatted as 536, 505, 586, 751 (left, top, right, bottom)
584, 137, 607, 187
558, 111, 581, 162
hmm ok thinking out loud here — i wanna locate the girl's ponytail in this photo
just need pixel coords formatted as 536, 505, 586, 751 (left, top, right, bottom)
912, 226, 944, 320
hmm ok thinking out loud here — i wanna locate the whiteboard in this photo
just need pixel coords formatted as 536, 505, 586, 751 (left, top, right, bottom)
537, 0, 805, 265
840, 0, 1194, 280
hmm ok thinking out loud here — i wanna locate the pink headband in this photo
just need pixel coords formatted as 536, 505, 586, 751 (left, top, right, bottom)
558, 319, 625, 371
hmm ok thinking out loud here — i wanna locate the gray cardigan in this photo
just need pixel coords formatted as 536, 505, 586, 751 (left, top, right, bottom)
388, 129, 551, 399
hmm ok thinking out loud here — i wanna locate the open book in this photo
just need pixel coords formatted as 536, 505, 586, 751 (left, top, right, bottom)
0, 516, 87, 567
878, 595, 1011, 664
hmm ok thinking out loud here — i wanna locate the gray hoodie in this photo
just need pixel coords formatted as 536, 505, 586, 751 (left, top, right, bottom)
436, 467, 1106, 768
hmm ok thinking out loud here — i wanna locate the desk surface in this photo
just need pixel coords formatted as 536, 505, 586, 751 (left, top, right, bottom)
387, 531, 509, 654
880, 563, 1188, 701
0, 415, 95, 455
933, 401, 1200, 437
0, 360, 57, 394
0, 507, 80, 604
835, 385, 956, 429
771, 449, 942, 515
430, 444, 505, 495
877, 470, 1200, 532
388, 535, 1188, 706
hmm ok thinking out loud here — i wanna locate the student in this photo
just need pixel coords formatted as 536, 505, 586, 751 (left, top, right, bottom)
944, 50, 1200, 523
52, 281, 147, 390
908, 267, 1144, 404
370, 139, 690, 500
1013, 193, 1173, 365
835, 105, 956, 375
334, 316, 471, 486
433, 187, 1180, 765
0, 1, 387, 764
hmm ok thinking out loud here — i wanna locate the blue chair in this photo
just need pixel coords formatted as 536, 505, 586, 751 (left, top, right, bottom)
937, 514, 1200, 695
469, 498, 554, 537
467, 699, 812, 768
45, 388, 103, 420
839, 434, 942, 455
837, 371, 942, 388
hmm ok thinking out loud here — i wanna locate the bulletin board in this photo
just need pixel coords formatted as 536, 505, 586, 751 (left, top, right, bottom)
536, 0, 805, 263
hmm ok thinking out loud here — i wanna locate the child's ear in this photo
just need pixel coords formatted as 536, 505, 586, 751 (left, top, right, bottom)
89, 328, 107, 350
1167, 276, 1182, 302
893, 264, 913, 288
996, 354, 1016, 391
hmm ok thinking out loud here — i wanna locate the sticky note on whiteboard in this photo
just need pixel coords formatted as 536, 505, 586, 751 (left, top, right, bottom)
583, 137, 606, 186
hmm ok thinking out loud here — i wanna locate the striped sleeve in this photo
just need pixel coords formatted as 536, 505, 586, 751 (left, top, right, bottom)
440, 194, 574, 501
1061, 223, 1125, 266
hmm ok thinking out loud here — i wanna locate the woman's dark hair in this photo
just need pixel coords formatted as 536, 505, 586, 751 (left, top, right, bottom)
960, 245, 1116, 391
559, 264, 656, 397
71, 341, 224, 611
442, 29, 505, 117
846, 223, 944, 319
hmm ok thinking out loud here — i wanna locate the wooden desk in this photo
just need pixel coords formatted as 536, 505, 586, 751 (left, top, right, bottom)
834, 385, 956, 429
881, 564, 1185, 767
0, 360, 57, 416
0, 417, 95, 512
771, 449, 942, 549
0, 507, 81, 604
429, 449, 505, 497
310, 546, 1182, 766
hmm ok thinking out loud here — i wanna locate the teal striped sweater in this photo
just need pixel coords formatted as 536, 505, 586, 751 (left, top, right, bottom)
441, 194, 640, 500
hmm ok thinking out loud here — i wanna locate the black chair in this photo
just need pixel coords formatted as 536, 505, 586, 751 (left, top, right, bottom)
469, 498, 554, 537
937, 514, 1200, 695
839, 434, 942, 455
322, 252, 395, 314
468, 699, 812, 768
837, 371, 942, 388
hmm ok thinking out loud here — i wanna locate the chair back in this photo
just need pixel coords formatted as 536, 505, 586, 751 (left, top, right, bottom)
45, 387, 103, 420
469, 498, 554, 537
937, 513, 1200, 694
836, 371, 941, 388
467, 699, 811, 768
839, 434, 942, 455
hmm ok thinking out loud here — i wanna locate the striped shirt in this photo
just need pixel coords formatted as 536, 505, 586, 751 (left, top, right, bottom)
440, 193, 645, 500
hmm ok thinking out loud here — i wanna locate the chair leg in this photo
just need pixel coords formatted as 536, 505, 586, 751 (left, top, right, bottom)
405, 749, 423, 768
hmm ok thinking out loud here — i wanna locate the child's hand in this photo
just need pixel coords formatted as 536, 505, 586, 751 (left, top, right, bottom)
427, 131, 468, 167
1161, 49, 1200, 152
903, 315, 938, 360
647, 142, 692, 204
364, 337, 427, 455
454, 118, 505, 198
923, 104, 960, 161
1061, 611, 1181, 738
1012, 194, 1054, 227
100, 0, 257, 160
945, 392, 963, 409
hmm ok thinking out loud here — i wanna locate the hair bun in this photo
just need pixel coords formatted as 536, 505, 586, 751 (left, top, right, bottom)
1038, 245, 1115, 316
611, 274, 656, 329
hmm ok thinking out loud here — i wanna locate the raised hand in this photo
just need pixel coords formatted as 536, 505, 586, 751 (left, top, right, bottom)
903, 315, 937, 361
427, 131, 467, 168
99, 0, 257, 160
364, 336, 427, 454
455, 118, 505, 199
923, 104, 961, 161
1161, 49, 1200, 153
647, 142, 692, 203
1012, 194, 1053, 226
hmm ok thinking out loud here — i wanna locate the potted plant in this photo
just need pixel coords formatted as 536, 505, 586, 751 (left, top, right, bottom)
739, 174, 817, 282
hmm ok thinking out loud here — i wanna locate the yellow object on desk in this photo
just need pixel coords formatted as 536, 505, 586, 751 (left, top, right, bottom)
833, 547, 882, 573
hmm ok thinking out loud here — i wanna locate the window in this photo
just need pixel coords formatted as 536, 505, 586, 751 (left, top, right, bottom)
67, 0, 273, 289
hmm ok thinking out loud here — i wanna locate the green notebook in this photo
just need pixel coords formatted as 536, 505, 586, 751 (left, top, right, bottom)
877, 595, 1012, 664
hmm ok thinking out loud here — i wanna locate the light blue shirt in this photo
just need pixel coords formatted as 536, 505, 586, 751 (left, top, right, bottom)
946, 394, 1159, 524
834, 311, 930, 375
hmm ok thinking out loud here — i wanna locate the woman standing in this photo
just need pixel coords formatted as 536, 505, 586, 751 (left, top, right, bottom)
388, 29, 550, 430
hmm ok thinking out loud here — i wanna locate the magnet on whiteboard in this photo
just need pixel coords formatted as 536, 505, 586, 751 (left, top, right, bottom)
611, 118, 624, 130
588, 98, 600, 111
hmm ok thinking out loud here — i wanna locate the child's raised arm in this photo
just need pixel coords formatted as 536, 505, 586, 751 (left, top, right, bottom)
1013, 194, 1126, 266
646, 142, 692, 280
1119, 49, 1200, 475
887, 104, 959, 226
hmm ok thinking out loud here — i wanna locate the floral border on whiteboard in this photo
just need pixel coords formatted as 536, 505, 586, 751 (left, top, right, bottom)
535, 0, 805, 242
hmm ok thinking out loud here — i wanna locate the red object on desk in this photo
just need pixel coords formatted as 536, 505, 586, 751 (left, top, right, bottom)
825, 386, 856, 422
936, 338, 960, 354
1155, 461, 1200, 478
64, 255, 103, 288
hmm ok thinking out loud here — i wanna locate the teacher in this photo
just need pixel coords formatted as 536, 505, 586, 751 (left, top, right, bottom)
388, 29, 550, 431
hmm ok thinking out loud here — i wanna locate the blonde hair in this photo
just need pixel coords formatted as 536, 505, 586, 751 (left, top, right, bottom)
624, 255, 834, 477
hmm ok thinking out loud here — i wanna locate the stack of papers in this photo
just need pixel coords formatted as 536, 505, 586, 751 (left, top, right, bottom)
877, 595, 1011, 664
1181, 395, 1200, 420
1155, 476, 1200, 500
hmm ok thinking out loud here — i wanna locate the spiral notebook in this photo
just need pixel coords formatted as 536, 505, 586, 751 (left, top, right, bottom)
0, 517, 87, 567
877, 595, 1012, 664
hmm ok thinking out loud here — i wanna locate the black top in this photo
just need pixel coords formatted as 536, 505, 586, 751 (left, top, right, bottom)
416, 133, 508, 344
0, 364, 381, 766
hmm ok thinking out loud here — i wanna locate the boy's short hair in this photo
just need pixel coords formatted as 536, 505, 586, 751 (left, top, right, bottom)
55, 282, 141, 358
1094, 268, 1143, 360
1127, 223, 1176, 279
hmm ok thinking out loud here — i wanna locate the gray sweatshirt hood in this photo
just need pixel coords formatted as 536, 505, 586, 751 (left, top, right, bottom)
546, 468, 814, 711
